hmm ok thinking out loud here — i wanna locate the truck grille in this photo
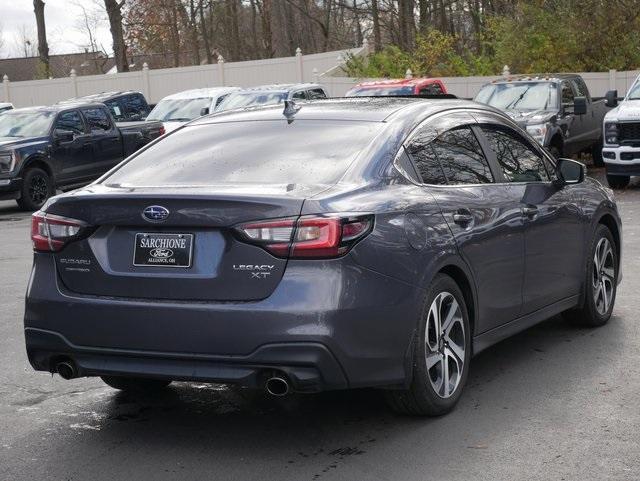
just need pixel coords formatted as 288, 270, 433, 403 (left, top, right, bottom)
619, 122, 640, 142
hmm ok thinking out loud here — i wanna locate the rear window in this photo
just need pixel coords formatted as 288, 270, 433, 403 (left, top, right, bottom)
103, 120, 383, 187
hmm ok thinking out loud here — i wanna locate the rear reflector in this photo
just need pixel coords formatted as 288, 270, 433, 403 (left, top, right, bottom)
31, 212, 90, 252
235, 214, 373, 259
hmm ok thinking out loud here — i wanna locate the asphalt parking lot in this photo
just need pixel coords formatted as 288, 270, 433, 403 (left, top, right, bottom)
0, 168, 638, 481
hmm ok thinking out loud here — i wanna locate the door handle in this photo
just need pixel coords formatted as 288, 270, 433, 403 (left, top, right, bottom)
453, 211, 474, 226
521, 206, 538, 218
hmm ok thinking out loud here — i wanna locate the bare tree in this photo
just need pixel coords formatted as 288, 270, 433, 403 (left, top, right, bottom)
104, 0, 129, 72
13, 25, 37, 58
33, 0, 51, 78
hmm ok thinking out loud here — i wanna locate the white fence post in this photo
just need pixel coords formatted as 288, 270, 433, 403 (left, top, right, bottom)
2, 75, 9, 102
609, 69, 617, 91
405, 69, 413, 79
502, 65, 510, 76
312, 68, 319, 83
70, 69, 78, 97
217, 55, 225, 86
296, 47, 303, 82
142, 62, 151, 100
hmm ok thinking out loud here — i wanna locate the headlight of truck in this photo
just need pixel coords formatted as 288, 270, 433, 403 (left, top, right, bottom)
526, 123, 547, 145
0, 152, 15, 173
604, 122, 618, 145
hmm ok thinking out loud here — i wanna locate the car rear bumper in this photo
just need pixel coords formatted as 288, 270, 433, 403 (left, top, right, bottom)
24, 254, 423, 391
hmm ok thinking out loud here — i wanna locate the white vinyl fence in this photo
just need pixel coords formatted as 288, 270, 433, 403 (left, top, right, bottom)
1, 46, 364, 107
2, 43, 639, 106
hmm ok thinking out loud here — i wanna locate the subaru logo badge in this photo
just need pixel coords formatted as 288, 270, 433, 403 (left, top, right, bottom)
142, 205, 170, 222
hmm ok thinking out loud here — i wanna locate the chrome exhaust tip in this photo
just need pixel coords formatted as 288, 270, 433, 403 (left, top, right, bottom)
56, 361, 77, 380
265, 376, 290, 397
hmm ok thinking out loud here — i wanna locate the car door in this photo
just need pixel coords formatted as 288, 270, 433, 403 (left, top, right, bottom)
410, 112, 526, 333
51, 109, 93, 185
477, 120, 584, 314
571, 77, 600, 147
560, 80, 588, 155
80, 106, 123, 177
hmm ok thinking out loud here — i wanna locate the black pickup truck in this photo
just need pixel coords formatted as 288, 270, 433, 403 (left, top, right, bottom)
474, 74, 609, 165
0, 103, 164, 210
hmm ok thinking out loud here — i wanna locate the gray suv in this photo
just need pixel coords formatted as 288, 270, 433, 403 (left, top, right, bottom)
24, 98, 621, 416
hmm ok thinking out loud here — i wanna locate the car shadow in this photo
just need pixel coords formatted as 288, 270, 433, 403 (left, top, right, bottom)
36, 312, 626, 479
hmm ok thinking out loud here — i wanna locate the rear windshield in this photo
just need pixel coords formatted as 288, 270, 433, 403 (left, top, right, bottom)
103, 120, 383, 187
216, 92, 288, 111
147, 98, 212, 122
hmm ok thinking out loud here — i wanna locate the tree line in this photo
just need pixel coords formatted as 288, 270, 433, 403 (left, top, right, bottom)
26, 1, 640, 79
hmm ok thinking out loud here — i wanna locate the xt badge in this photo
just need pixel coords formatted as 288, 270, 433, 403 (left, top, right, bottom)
233, 264, 275, 279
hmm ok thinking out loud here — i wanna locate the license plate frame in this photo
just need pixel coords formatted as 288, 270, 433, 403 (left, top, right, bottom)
133, 233, 194, 268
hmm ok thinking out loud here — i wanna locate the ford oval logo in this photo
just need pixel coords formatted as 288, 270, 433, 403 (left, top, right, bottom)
142, 205, 170, 222
150, 248, 174, 258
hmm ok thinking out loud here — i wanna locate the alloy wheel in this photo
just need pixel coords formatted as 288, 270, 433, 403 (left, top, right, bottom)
425, 292, 466, 398
593, 237, 615, 315
29, 174, 49, 206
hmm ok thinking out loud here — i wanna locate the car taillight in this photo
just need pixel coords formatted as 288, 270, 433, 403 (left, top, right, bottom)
234, 214, 373, 259
31, 212, 90, 252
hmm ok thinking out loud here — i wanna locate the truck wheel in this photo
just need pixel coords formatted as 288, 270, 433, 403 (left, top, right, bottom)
606, 175, 629, 189
386, 274, 471, 416
16, 168, 53, 211
591, 142, 604, 167
563, 224, 617, 327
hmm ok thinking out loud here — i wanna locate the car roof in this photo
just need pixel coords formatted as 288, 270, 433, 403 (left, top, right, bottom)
234, 83, 326, 93
8, 103, 106, 113
192, 96, 502, 125
353, 78, 442, 88
159, 87, 241, 101
490, 74, 579, 84
58, 90, 144, 104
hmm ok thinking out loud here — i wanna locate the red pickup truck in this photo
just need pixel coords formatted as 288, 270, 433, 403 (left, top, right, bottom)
345, 78, 447, 97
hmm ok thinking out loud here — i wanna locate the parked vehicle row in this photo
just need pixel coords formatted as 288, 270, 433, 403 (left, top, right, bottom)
24, 96, 621, 416
0, 103, 164, 210
473, 74, 609, 166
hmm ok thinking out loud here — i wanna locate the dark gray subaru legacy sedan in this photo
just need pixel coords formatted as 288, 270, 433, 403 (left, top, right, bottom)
24, 97, 621, 416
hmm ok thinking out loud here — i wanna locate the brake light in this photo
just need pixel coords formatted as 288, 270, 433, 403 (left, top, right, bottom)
234, 214, 373, 259
31, 212, 89, 252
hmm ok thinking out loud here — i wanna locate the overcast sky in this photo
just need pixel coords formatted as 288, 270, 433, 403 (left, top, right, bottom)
0, 1, 113, 58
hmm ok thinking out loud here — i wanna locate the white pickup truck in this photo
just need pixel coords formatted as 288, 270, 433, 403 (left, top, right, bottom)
602, 76, 640, 188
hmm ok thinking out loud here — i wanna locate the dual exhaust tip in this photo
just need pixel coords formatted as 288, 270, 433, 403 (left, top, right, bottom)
54, 360, 291, 396
55, 360, 77, 380
265, 376, 290, 397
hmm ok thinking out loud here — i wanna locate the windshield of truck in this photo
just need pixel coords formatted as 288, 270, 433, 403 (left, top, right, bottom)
0, 110, 54, 138
147, 98, 212, 122
475, 82, 558, 111
346, 86, 415, 96
626, 81, 640, 100
216, 91, 288, 111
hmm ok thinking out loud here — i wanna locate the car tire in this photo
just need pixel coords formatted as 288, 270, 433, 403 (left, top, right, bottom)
606, 174, 630, 189
591, 142, 604, 167
16, 167, 53, 211
563, 224, 618, 327
101, 376, 172, 392
386, 274, 471, 416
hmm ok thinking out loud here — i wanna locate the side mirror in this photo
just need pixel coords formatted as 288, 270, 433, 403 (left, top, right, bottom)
555, 158, 585, 186
573, 96, 587, 115
605, 90, 618, 108
200, 107, 210, 116
54, 129, 74, 143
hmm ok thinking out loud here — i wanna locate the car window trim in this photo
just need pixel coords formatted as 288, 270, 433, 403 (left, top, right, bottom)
470, 111, 557, 183
398, 110, 498, 186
